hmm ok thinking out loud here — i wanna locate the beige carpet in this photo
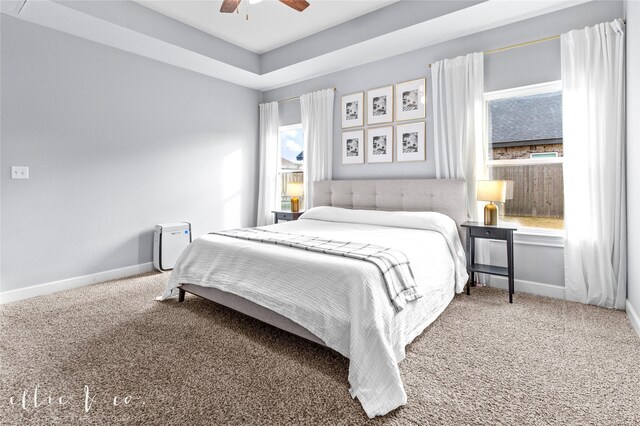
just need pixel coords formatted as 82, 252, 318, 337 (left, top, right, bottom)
1, 272, 639, 425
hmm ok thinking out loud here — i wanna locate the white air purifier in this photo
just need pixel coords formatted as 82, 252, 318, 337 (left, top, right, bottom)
153, 222, 192, 271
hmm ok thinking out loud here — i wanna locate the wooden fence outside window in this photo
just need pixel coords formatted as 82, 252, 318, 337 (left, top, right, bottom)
491, 163, 564, 218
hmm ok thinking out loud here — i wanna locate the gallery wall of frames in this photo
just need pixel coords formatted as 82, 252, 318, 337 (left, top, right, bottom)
340, 78, 426, 165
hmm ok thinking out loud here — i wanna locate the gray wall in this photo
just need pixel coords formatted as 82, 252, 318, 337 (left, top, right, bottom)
0, 15, 260, 292
0, 0, 629, 300
625, 0, 640, 320
264, 0, 622, 181
264, 0, 623, 294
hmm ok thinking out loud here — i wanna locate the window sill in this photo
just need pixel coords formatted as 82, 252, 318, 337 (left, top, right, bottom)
515, 228, 564, 247
487, 227, 565, 248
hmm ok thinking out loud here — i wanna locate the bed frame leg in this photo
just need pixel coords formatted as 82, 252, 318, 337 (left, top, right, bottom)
178, 288, 185, 302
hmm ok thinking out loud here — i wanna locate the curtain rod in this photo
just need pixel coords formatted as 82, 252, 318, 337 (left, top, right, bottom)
428, 19, 626, 69
275, 87, 336, 104
428, 34, 559, 68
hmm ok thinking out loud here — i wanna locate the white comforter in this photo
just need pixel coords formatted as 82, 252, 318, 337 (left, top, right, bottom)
159, 207, 468, 418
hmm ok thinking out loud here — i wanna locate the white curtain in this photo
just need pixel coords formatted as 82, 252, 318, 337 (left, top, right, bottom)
561, 19, 627, 309
256, 101, 280, 226
432, 52, 487, 284
300, 88, 334, 210
432, 52, 486, 221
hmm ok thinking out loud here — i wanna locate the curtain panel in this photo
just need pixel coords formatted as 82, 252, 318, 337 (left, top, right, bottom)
256, 101, 279, 226
561, 19, 627, 309
432, 53, 488, 283
432, 52, 486, 221
300, 88, 335, 210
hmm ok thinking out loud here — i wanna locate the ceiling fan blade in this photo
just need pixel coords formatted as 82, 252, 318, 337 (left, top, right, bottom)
279, 0, 310, 12
220, 0, 241, 13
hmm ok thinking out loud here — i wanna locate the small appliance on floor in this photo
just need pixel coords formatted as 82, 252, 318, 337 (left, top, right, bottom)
153, 222, 192, 271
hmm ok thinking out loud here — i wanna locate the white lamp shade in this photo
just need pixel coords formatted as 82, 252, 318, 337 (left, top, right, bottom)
504, 180, 514, 200
286, 183, 303, 197
477, 180, 507, 202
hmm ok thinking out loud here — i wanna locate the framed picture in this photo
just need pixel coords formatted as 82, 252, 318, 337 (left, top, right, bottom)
367, 126, 393, 163
367, 86, 393, 125
341, 92, 364, 128
342, 130, 365, 164
396, 122, 426, 162
395, 78, 426, 121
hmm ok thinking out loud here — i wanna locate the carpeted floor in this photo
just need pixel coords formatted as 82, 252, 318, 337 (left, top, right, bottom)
1, 273, 639, 425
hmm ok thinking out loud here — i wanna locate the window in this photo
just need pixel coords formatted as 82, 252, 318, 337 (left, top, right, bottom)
484, 81, 564, 230
278, 124, 304, 210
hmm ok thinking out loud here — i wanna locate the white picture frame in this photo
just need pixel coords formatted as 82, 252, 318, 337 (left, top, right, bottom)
367, 85, 393, 125
341, 92, 364, 128
367, 126, 394, 163
395, 78, 426, 122
342, 130, 365, 164
396, 122, 426, 162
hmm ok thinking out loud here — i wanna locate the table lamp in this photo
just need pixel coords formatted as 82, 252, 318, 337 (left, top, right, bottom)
287, 183, 303, 213
477, 180, 507, 225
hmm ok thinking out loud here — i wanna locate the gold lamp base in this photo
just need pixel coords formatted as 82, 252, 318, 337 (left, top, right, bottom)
484, 202, 498, 225
291, 197, 300, 213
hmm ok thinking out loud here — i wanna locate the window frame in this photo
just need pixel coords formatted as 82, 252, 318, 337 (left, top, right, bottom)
484, 80, 563, 166
277, 123, 305, 211
483, 81, 564, 235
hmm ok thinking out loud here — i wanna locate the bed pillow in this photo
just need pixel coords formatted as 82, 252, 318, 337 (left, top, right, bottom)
300, 206, 457, 233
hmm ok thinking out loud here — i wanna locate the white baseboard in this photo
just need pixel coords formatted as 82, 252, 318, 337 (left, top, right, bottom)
0, 262, 155, 304
627, 299, 640, 338
488, 276, 565, 300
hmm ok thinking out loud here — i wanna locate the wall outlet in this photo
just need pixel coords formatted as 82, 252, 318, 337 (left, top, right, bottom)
11, 166, 29, 179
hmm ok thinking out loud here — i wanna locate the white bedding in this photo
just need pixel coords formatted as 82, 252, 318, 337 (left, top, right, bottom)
159, 207, 468, 418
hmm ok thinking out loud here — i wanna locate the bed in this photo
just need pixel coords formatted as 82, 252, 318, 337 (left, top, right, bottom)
158, 179, 469, 418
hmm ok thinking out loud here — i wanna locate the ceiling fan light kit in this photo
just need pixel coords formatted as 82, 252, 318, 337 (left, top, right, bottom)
219, 0, 310, 14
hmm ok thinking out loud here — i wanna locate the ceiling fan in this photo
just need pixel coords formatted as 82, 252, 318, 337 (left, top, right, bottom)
220, 0, 310, 14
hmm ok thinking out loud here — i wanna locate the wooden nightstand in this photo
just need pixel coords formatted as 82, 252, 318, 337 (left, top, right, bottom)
272, 211, 304, 224
461, 221, 518, 303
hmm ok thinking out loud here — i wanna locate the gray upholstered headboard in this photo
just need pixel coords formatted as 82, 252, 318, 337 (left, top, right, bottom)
313, 179, 467, 236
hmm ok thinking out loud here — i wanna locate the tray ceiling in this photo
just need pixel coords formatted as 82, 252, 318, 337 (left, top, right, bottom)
1, 0, 593, 91
135, 0, 398, 54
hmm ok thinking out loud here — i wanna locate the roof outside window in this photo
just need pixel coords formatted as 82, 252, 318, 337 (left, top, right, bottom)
490, 91, 562, 147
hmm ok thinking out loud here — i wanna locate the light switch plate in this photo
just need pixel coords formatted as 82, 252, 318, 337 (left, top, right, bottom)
11, 166, 29, 179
